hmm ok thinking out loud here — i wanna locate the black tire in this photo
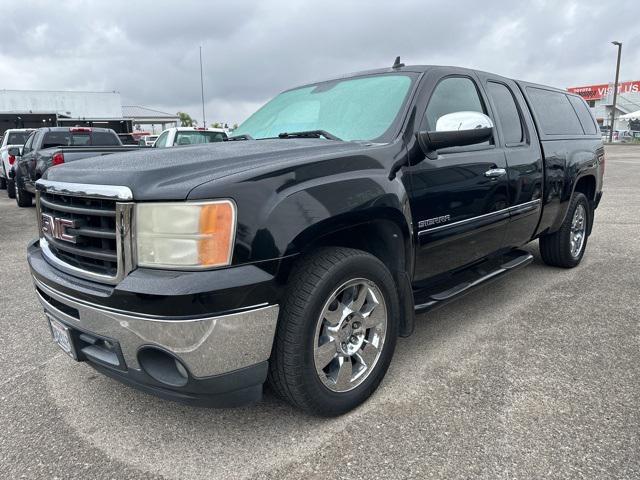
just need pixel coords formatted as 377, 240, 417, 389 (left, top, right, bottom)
7, 178, 15, 199
0, 176, 6, 190
539, 192, 590, 268
268, 247, 399, 417
15, 175, 33, 207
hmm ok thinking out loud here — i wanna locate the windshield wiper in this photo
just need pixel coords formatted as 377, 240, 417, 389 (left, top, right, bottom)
226, 134, 254, 141
277, 130, 342, 141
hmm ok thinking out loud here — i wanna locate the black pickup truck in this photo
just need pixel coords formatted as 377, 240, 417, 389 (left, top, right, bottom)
27, 64, 604, 416
10, 127, 139, 207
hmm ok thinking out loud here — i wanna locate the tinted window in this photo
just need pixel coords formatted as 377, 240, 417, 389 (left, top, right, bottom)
41, 130, 119, 148
174, 131, 227, 146
425, 77, 486, 130
526, 87, 583, 135
91, 132, 121, 146
22, 132, 36, 154
487, 82, 524, 145
7, 131, 32, 145
568, 95, 597, 135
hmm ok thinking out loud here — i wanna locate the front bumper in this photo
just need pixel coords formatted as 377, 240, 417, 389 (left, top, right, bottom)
29, 240, 281, 407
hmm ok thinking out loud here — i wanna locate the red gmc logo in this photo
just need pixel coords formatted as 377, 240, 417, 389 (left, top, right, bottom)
41, 213, 77, 244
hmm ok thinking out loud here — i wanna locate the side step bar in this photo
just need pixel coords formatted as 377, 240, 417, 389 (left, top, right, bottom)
413, 250, 533, 314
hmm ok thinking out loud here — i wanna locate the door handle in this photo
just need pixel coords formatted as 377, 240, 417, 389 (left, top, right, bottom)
484, 168, 506, 178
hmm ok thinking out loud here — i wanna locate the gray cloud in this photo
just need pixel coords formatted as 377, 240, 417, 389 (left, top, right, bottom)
1, 0, 638, 125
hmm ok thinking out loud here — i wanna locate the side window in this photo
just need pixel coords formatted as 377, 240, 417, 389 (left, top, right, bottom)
22, 132, 36, 154
526, 87, 583, 135
486, 82, 524, 145
568, 95, 598, 135
154, 131, 169, 148
425, 77, 486, 130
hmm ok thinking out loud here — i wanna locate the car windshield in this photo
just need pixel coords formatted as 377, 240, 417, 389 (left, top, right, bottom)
42, 131, 120, 149
174, 131, 227, 145
7, 131, 32, 145
234, 73, 415, 142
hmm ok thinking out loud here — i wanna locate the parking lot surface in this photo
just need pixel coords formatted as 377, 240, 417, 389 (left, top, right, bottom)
0, 145, 638, 480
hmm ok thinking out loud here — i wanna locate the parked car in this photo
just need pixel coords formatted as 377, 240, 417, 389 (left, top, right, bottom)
0, 128, 35, 190
28, 64, 603, 416
153, 127, 227, 148
138, 134, 158, 147
11, 127, 138, 207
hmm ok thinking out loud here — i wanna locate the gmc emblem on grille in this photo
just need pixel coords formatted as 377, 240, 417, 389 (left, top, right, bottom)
41, 213, 77, 244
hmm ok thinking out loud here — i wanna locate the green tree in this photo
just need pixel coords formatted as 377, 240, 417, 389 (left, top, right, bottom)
177, 112, 196, 127
211, 122, 222, 128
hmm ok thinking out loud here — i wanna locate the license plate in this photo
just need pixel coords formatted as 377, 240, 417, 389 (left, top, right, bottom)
48, 316, 77, 360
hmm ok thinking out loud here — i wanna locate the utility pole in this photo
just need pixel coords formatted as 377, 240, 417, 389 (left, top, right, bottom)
609, 41, 622, 142
199, 45, 206, 128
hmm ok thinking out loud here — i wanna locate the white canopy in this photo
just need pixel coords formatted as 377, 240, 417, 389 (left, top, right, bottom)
619, 109, 640, 120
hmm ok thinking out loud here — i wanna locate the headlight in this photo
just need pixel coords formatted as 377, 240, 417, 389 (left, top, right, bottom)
136, 200, 236, 269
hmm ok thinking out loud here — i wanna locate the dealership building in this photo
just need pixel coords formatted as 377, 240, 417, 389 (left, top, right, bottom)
568, 80, 640, 131
0, 89, 178, 135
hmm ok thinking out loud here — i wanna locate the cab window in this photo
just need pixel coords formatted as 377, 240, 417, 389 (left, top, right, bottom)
424, 77, 487, 130
154, 131, 169, 148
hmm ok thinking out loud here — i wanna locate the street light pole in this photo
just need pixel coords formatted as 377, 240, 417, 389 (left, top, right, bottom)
609, 41, 622, 143
199, 45, 206, 128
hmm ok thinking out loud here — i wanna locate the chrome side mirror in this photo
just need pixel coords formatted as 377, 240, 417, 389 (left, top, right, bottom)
417, 111, 494, 158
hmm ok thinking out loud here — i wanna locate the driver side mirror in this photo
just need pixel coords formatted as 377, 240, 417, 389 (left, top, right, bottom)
417, 111, 494, 159
8, 146, 21, 156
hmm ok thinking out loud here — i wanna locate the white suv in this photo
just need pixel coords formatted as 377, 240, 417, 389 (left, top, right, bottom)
153, 127, 227, 148
0, 129, 35, 190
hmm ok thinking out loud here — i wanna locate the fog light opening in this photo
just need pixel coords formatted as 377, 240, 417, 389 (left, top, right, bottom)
138, 347, 189, 387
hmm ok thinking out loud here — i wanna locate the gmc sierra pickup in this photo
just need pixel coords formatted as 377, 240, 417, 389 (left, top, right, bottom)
28, 64, 603, 416
10, 127, 138, 207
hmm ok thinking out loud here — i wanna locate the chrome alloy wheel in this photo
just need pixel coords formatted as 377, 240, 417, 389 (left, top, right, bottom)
313, 278, 388, 393
570, 204, 587, 258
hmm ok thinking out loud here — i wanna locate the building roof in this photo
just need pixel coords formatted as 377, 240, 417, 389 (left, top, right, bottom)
122, 105, 179, 120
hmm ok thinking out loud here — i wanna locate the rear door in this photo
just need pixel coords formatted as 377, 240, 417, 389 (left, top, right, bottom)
405, 70, 510, 281
478, 73, 544, 246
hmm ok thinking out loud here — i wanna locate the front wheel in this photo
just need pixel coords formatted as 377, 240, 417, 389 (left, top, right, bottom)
268, 247, 399, 416
7, 178, 15, 198
15, 174, 32, 207
540, 192, 590, 268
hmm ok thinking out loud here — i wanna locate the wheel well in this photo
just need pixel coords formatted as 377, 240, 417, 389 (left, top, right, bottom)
291, 219, 415, 337
300, 219, 409, 275
574, 175, 596, 202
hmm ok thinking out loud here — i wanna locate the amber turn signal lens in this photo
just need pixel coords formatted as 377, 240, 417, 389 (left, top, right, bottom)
198, 201, 235, 267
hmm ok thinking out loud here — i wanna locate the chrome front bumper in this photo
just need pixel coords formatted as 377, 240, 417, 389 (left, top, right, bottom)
34, 277, 279, 378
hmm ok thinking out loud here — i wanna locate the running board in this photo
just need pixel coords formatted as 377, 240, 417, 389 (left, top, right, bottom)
413, 250, 533, 313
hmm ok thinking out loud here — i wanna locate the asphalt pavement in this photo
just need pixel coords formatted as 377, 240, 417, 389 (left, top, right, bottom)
0, 145, 638, 480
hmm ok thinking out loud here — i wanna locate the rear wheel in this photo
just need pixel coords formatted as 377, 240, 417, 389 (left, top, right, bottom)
268, 247, 399, 416
540, 192, 590, 268
0, 176, 6, 190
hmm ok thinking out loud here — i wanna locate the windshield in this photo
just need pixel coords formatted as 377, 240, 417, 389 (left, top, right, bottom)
235, 74, 415, 142
174, 131, 227, 146
7, 131, 32, 145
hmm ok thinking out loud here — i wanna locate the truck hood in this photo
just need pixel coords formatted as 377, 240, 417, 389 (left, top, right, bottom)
43, 139, 367, 200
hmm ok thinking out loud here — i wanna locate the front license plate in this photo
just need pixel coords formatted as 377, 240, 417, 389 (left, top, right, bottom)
48, 316, 77, 360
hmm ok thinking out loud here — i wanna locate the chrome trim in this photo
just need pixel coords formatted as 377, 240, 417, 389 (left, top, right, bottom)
417, 199, 541, 236
33, 277, 279, 377
484, 168, 507, 178
36, 179, 133, 201
36, 186, 136, 285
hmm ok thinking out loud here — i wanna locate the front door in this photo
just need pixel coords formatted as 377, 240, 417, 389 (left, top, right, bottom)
405, 74, 510, 282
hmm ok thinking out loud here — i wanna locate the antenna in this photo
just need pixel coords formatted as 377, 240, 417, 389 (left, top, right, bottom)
392, 56, 405, 69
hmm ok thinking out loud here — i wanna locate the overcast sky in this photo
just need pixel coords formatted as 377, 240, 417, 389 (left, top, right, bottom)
1, 0, 638, 126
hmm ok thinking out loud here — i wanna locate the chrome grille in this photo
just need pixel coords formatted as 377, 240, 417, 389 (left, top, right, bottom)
36, 180, 134, 285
